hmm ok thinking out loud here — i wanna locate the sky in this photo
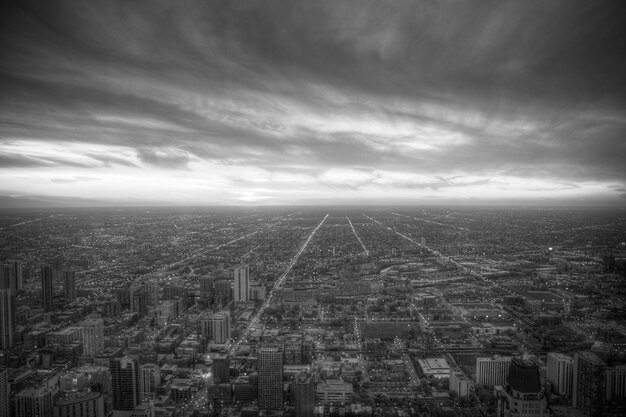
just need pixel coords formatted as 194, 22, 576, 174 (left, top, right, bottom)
1, 0, 625, 207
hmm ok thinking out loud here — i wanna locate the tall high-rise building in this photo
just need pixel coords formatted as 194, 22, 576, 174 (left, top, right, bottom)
214, 279, 232, 306
294, 371, 314, 417
110, 356, 140, 412
14, 386, 54, 417
10, 260, 23, 291
41, 264, 54, 312
0, 260, 23, 292
139, 363, 161, 401
163, 284, 188, 310
199, 275, 214, 304
213, 354, 230, 383
604, 364, 626, 403
573, 351, 606, 417
64, 270, 76, 301
198, 315, 211, 340
210, 311, 231, 344
495, 357, 547, 417
144, 280, 159, 306
81, 319, 104, 356
258, 345, 283, 410
233, 265, 249, 302
547, 352, 573, 397
129, 283, 147, 317
0, 263, 9, 289
476, 356, 512, 389
0, 289, 15, 350
0, 368, 8, 417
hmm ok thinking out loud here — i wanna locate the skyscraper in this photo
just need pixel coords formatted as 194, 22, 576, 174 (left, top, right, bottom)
547, 352, 573, 397
210, 311, 231, 344
0, 289, 15, 350
495, 357, 547, 417
258, 345, 283, 410
163, 284, 188, 310
199, 275, 214, 304
64, 270, 76, 301
139, 363, 161, 401
294, 371, 314, 417
213, 354, 230, 383
233, 265, 249, 302
41, 264, 53, 312
144, 280, 159, 306
0, 263, 9, 289
604, 364, 626, 404
198, 315, 211, 340
81, 318, 104, 356
14, 386, 54, 417
0, 260, 22, 292
573, 351, 606, 417
129, 283, 147, 317
214, 279, 232, 306
476, 356, 512, 389
110, 356, 140, 412
0, 368, 8, 417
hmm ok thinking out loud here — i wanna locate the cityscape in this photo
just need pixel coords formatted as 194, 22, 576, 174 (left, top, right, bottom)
1, 206, 625, 417
1, 1, 626, 417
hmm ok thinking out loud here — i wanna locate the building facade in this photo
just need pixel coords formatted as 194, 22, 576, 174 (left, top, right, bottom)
0, 368, 8, 417
81, 319, 104, 356
605, 364, 626, 403
110, 356, 140, 412
139, 363, 161, 401
547, 352, 573, 397
52, 392, 105, 417
233, 265, 250, 302
294, 371, 314, 417
450, 370, 471, 398
64, 270, 76, 301
0, 289, 15, 350
210, 311, 231, 344
258, 345, 284, 410
14, 386, 54, 417
573, 351, 606, 417
41, 264, 54, 312
476, 356, 512, 389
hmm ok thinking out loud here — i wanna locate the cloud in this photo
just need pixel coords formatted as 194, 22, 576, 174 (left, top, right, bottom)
0, 153, 48, 168
0, 0, 624, 205
50, 176, 100, 184
136, 147, 195, 169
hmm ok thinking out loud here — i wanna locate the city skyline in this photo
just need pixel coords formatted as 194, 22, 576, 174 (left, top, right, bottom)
0, 206, 625, 415
1, 1, 625, 207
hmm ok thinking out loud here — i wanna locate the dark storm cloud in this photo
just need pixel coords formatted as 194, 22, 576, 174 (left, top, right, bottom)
0, 0, 625, 202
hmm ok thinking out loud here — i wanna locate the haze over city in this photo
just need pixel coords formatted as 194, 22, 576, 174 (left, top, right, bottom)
1, 0, 625, 207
